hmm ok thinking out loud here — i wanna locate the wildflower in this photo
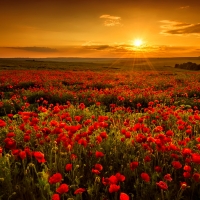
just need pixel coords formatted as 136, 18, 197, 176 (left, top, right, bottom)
155, 166, 162, 173
74, 188, 86, 194
52, 194, 60, 200
193, 173, 200, 182
183, 172, 191, 178
34, 151, 46, 163
154, 126, 163, 132
130, 161, 139, 171
183, 165, 191, 172
191, 153, 200, 164
166, 130, 174, 136
180, 182, 187, 190
100, 131, 108, 139
109, 184, 120, 193
65, 164, 72, 171
141, 172, 150, 182
19, 151, 26, 160
94, 164, 103, 171
95, 151, 104, 158
109, 175, 118, 184
49, 173, 62, 184
156, 181, 168, 190
0, 119, 6, 127
102, 177, 110, 186
56, 183, 69, 194
182, 148, 192, 156
4, 138, 16, 149
92, 169, 100, 175
115, 173, 125, 182
164, 174, 172, 182
144, 155, 151, 162
172, 161, 182, 169
120, 192, 130, 200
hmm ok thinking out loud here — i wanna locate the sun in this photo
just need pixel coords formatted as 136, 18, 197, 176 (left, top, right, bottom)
133, 39, 143, 47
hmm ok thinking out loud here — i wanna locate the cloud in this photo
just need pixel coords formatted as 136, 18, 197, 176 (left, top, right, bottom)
99, 14, 122, 26
160, 20, 200, 36
5, 46, 58, 52
179, 5, 190, 9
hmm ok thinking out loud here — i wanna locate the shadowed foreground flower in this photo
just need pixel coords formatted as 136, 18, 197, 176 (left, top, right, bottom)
49, 173, 62, 184
74, 188, 86, 194
120, 192, 129, 200
56, 184, 69, 194
156, 181, 168, 190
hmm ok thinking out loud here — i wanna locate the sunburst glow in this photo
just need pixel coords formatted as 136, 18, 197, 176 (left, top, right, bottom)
133, 39, 143, 47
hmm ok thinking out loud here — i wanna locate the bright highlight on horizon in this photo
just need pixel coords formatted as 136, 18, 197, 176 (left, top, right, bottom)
133, 39, 143, 47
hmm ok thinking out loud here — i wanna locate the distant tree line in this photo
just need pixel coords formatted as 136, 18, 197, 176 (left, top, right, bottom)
175, 62, 200, 70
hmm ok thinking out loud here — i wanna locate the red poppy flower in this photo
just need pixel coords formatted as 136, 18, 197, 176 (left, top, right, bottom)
19, 151, 26, 160
182, 148, 192, 156
34, 151, 46, 163
130, 161, 139, 171
144, 155, 151, 162
193, 173, 200, 182
120, 192, 129, 200
0, 119, 6, 127
108, 184, 120, 193
172, 161, 182, 169
102, 177, 110, 186
141, 172, 150, 182
183, 172, 191, 178
74, 188, 86, 195
164, 174, 172, 182
115, 173, 125, 182
95, 151, 104, 158
49, 173, 62, 184
191, 153, 200, 164
183, 165, 191, 172
180, 182, 187, 190
94, 164, 103, 171
109, 175, 118, 184
92, 169, 100, 175
156, 181, 168, 190
155, 166, 162, 173
65, 164, 72, 171
52, 194, 60, 200
56, 184, 69, 194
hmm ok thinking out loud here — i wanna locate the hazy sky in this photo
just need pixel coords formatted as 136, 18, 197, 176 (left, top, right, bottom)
1, 0, 200, 58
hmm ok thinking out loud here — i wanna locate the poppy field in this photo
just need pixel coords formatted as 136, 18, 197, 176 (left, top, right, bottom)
1, 68, 200, 200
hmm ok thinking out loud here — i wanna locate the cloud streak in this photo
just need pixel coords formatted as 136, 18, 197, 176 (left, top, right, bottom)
5, 46, 58, 52
100, 14, 122, 26
179, 5, 190, 9
160, 20, 200, 36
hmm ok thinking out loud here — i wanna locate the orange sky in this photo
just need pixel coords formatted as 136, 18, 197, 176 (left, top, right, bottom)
0, 0, 200, 58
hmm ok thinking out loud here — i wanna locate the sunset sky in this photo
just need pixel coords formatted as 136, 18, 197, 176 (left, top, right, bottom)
0, 0, 200, 58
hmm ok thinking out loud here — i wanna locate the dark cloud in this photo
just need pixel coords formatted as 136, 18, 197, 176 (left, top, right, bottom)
5, 46, 58, 52
160, 20, 200, 35
82, 45, 111, 50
